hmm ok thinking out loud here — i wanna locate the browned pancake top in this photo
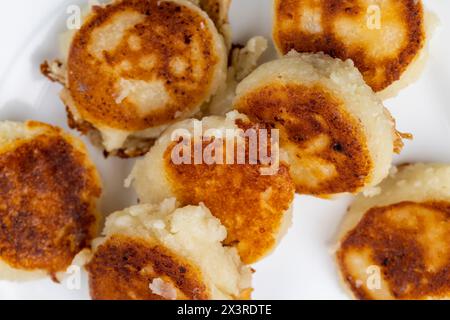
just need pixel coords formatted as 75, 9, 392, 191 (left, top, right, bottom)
68, 0, 222, 131
163, 123, 295, 264
274, 0, 426, 92
0, 124, 101, 277
234, 82, 372, 195
86, 235, 210, 300
338, 201, 450, 300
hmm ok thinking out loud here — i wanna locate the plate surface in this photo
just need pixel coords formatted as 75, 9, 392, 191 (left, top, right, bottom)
0, 0, 449, 300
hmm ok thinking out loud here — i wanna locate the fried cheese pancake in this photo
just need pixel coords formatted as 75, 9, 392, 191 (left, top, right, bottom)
336, 163, 450, 300
234, 52, 404, 196
128, 112, 295, 264
0, 121, 101, 281
86, 199, 252, 300
273, 0, 432, 98
42, 0, 227, 157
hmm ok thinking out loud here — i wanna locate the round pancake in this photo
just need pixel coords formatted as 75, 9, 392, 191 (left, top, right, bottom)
64, 0, 227, 153
234, 52, 403, 196
87, 234, 212, 300
0, 121, 101, 281
273, 0, 428, 96
336, 163, 450, 300
86, 200, 253, 300
128, 112, 295, 264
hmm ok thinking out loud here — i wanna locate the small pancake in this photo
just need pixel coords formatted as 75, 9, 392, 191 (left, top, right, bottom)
336, 163, 450, 300
273, 0, 428, 96
0, 121, 101, 281
86, 199, 253, 300
44, 0, 227, 156
234, 52, 404, 196
87, 234, 211, 300
128, 112, 295, 264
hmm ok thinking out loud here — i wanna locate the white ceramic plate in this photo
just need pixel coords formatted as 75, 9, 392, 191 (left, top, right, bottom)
0, 0, 449, 300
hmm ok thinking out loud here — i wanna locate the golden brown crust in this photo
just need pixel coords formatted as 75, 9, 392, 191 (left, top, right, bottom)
86, 235, 210, 300
0, 123, 101, 277
395, 131, 413, 154
68, 0, 222, 131
337, 201, 450, 300
163, 123, 295, 264
273, 0, 426, 92
234, 82, 372, 195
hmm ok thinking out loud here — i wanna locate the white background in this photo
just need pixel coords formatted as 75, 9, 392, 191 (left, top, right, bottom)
0, 0, 449, 300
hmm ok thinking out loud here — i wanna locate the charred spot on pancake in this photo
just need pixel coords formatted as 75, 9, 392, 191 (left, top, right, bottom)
0, 130, 101, 277
337, 201, 450, 300
86, 235, 210, 300
68, 0, 223, 131
274, 0, 426, 92
234, 82, 372, 195
162, 123, 294, 264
